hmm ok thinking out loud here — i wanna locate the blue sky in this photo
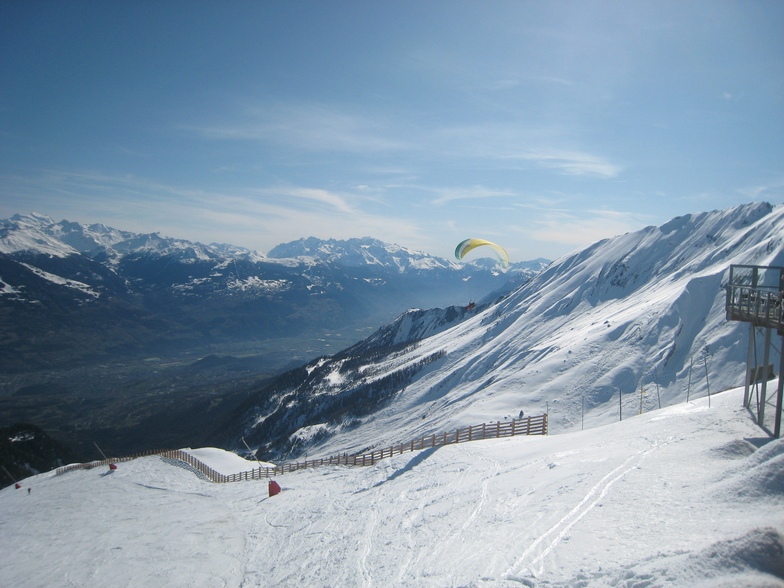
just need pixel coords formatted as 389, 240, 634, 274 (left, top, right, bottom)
1, 1, 782, 262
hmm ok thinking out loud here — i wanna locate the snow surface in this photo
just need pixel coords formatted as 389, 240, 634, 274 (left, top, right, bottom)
19, 262, 100, 298
0, 214, 78, 258
182, 448, 275, 475
3, 386, 783, 587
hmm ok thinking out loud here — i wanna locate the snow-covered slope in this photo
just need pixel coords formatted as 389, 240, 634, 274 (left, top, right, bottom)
347, 304, 483, 351
238, 202, 784, 460
0, 213, 79, 258
2, 386, 782, 586
0, 213, 229, 260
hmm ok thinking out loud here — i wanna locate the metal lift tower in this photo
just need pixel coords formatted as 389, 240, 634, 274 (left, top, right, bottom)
725, 265, 784, 438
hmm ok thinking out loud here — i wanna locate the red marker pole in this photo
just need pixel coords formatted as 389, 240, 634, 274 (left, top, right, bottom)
3, 465, 21, 489
95, 442, 117, 472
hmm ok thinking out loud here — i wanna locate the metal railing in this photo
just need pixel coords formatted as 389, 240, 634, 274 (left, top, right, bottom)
726, 285, 783, 332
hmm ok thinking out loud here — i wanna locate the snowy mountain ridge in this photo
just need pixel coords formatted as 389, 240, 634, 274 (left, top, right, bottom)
0, 213, 244, 261
1, 213, 548, 273
268, 236, 446, 271
268, 235, 550, 274
347, 303, 488, 352
0, 213, 545, 374
236, 202, 784, 461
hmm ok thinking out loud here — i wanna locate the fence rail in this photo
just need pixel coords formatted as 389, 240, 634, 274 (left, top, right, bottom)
56, 414, 547, 483
55, 449, 230, 483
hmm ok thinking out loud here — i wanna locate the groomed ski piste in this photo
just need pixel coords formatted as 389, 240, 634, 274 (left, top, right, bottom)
2, 385, 783, 587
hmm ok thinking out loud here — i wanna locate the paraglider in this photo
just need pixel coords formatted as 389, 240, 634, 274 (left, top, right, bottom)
454, 238, 509, 268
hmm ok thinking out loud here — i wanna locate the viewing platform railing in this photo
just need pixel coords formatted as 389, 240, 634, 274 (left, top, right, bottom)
725, 264, 784, 438
726, 285, 784, 333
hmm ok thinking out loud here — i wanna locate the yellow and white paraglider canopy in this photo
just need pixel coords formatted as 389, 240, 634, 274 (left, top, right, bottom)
454, 238, 509, 268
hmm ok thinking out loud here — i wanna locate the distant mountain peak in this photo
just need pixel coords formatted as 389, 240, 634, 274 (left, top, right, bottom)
270, 235, 415, 258
266, 236, 457, 273
1, 214, 76, 258
0, 212, 542, 374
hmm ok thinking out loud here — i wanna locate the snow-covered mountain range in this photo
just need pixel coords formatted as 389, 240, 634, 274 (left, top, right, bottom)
0, 213, 546, 373
234, 202, 784, 460
2, 203, 783, 586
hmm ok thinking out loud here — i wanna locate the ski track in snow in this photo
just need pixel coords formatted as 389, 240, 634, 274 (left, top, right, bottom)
358, 507, 378, 586
426, 446, 501, 576
506, 440, 663, 579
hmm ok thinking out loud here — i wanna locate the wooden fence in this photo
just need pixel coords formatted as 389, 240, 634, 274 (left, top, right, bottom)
55, 449, 228, 482
56, 414, 547, 483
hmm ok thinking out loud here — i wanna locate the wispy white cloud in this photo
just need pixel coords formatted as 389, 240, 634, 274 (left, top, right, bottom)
506, 149, 622, 178
430, 185, 517, 206
0, 169, 425, 253
431, 124, 622, 179
258, 186, 357, 215
721, 90, 745, 102
188, 102, 408, 153
530, 209, 647, 247
179, 188, 425, 252
737, 178, 784, 201
187, 100, 623, 181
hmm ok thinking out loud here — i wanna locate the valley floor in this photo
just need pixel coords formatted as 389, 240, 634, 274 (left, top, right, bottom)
1, 386, 783, 587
